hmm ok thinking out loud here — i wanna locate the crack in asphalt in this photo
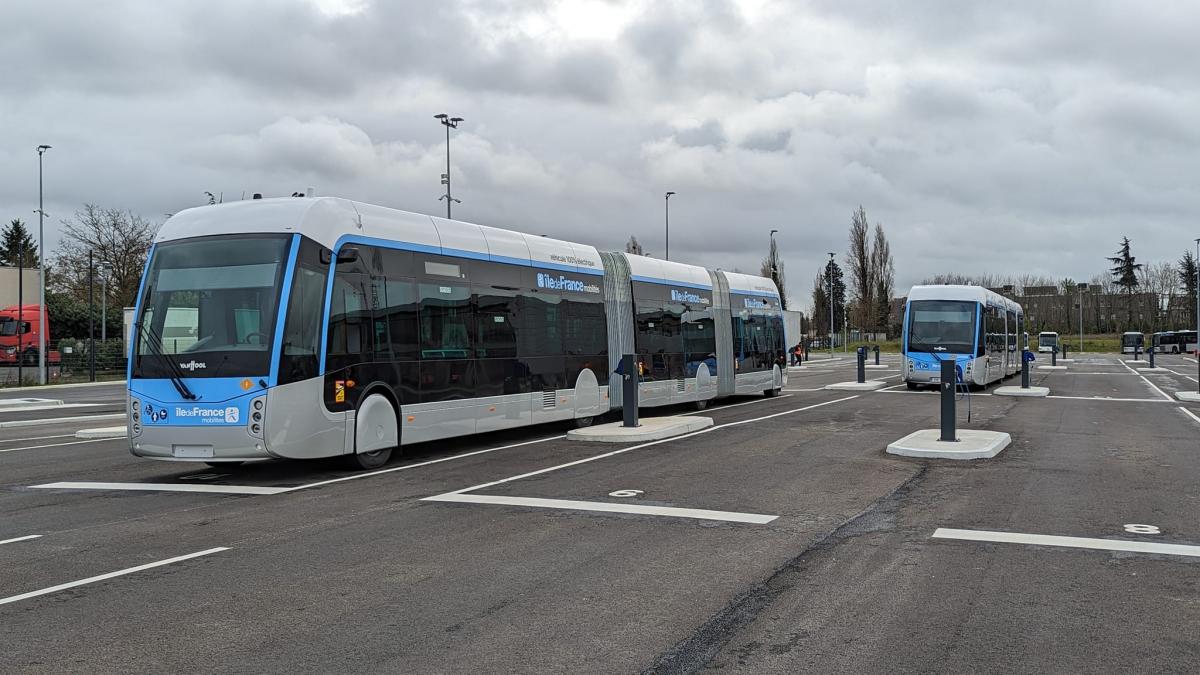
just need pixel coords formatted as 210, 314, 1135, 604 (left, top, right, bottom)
641, 465, 929, 675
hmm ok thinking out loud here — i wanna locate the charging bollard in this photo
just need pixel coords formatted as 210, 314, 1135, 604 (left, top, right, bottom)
873, 344, 881, 365
1134, 345, 1140, 361
621, 354, 638, 428
856, 347, 866, 383
1062, 344, 1068, 361
1021, 352, 1030, 388
940, 358, 957, 442
1051, 348, 1057, 366
1149, 345, 1156, 368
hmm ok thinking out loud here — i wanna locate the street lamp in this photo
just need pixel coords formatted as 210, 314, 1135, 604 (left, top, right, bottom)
1077, 282, 1088, 354
36, 144, 51, 385
1194, 238, 1199, 392
98, 262, 112, 342
827, 251, 835, 357
434, 114, 464, 219
664, 192, 676, 260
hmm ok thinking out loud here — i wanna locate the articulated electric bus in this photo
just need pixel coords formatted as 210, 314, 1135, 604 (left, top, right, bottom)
1156, 330, 1198, 354
902, 285, 1024, 390
127, 197, 786, 469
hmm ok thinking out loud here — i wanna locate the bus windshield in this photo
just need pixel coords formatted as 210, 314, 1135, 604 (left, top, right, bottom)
906, 300, 976, 354
1039, 334, 1057, 348
1122, 333, 1143, 347
0, 317, 16, 336
132, 234, 291, 380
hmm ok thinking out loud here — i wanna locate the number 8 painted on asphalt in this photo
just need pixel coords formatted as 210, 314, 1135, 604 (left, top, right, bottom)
1124, 524, 1161, 535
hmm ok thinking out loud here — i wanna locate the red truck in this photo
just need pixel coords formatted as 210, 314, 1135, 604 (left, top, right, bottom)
0, 305, 61, 365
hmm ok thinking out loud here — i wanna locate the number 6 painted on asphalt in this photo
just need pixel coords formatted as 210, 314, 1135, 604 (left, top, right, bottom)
608, 490, 643, 498
1124, 524, 1161, 535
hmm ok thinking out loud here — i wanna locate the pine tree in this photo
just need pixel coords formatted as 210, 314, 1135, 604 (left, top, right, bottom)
1180, 250, 1198, 327
759, 235, 788, 310
1107, 237, 1142, 326
0, 219, 38, 268
818, 259, 846, 339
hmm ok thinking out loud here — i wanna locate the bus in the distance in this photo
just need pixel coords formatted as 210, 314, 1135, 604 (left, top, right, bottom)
1157, 330, 1198, 354
126, 197, 786, 469
902, 285, 1024, 390
1121, 331, 1144, 354
1037, 331, 1058, 354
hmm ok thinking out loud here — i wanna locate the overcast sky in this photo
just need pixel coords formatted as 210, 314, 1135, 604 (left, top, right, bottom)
3, 0, 1199, 308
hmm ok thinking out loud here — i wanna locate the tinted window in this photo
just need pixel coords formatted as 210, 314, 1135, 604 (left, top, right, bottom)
419, 282, 472, 359
279, 237, 330, 385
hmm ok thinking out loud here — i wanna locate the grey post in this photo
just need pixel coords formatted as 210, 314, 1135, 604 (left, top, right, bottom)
1149, 342, 1155, 368
1021, 350, 1030, 388
621, 354, 638, 428
940, 358, 956, 442
17, 241, 23, 386
1134, 344, 1140, 361
1061, 343, 1068, 361
1051, 346, 1057, 366
856, 347, 866, 384
873, 344, 880, 365
88, 250, 95, 383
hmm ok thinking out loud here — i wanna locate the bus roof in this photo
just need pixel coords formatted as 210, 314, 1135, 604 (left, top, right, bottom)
906, 284, 1022, 314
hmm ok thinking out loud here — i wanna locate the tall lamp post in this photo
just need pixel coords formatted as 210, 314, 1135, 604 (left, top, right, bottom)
827, 251, 835, 357
434, 114, 463, 219
99, 263, 112, 342
664, 191, 676, 260
1194, 238, 1199, 392
36, 144, 51, 384
1077, 282, 1088, 354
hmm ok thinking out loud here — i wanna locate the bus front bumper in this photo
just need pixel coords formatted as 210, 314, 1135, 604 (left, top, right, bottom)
130, 425, 276, 462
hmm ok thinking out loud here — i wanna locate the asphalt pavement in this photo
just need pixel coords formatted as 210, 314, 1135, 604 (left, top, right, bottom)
1, 353, 1198, 673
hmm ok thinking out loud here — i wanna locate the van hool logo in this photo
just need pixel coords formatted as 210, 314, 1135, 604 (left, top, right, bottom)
671, 289, 710, 305
178, 360, 206, 371
536, 272, 600, 294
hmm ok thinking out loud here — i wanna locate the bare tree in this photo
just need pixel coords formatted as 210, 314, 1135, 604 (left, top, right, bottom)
760, 236, 788, 310
50, 204, 157, 308
625, 236, 643, 255
846, 206, 873, 332
869, 223, 894, 334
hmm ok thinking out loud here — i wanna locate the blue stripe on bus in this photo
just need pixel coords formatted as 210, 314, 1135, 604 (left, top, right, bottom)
127, 243, 157, 383
268, 234, 300, 387
630, 275, 713, 290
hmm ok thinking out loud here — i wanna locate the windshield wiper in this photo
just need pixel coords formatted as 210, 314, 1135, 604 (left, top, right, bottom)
137, 320, 197, 401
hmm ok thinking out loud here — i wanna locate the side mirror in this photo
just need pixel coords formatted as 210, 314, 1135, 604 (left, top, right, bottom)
336, 246, 360, 264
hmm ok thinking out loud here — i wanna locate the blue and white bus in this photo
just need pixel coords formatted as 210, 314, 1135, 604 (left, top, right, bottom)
127, 197, 786, 469
902, 285, 1024, 390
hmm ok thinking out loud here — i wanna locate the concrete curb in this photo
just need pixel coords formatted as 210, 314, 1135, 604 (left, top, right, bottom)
567, 416, 713, 442
0, 413, 125, 429
1177, 391, 1200, 403
887, 429, 1011, 460
0, 379, 124, 393
1037, 365, 1067, 370
825, 380, 887, 391
864, 364, 889, 370
1134, 367, 1170, 372
0, 398, 63, 410
75, 426, 128, 439
994, 386, 1050, 398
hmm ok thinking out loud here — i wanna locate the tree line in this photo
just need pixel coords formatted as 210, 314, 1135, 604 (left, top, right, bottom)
810, 206, 896, 339
1, 206, 156, 340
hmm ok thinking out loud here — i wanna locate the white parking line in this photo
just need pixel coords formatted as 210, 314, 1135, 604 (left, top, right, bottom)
0, 413, 125, 429
0, 403, 100, 414
0, 439, 111, 454
1179, 407, 1200, 428
0, 434, 74, 444
424, 493, 777, 524
433, 396, 859, 497
933, 528, 1200, 558
0, 534, 42, 546
684, 394, 792, 414
1045, 395, 1172, 403
0, 547, 228, 606
1121, 360, 1174, 401
31, 482, 290, 495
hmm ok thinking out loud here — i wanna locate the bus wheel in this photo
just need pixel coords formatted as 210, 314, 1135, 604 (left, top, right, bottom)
205, 461, 244, 469
763, 387, 779, 397
573, 416, 594, 429
347, 447, 391, 470
693, 399, 709, 411
906, 381, 918, 390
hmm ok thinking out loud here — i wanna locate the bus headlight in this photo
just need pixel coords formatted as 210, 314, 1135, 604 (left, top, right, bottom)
247, 395, 266, 438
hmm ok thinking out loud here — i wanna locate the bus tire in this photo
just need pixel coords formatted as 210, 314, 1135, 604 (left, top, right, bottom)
763, 387, 779, 397
349, 392, 397, 470
693, 398, 709, 411
573, 415, 594, 429
906, 381, 918, 390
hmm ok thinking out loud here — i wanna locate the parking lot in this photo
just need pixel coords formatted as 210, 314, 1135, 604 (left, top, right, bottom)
2, 353, 1199, 673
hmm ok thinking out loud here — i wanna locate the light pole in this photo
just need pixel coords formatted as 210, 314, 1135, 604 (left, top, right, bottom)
1194, 238, 1199, 391
827, 252, 835, 357
664, 191, 676, 260
36, 144, 51, 385
1077, 282, 1088, 354
434, 114, 463, 219
99, 263, 111, 342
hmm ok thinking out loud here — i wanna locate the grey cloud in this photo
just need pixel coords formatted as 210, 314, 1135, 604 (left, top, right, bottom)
674, 120, 725, 148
